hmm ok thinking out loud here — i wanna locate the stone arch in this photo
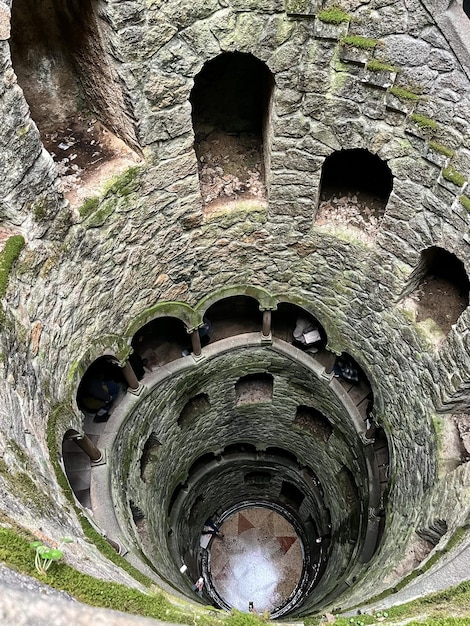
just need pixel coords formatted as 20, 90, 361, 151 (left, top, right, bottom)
195, 284, 275, 319
190, 51, 275, 208
401, 246, 470, 335
67, 335, 130, 410
271, 301, 328, 351
130, 315, 193, 369
75, 355, 124, 420
126, 302, 197, 338
317, 148, 393, 231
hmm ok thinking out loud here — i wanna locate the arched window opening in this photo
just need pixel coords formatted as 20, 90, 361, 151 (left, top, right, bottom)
402, 247, 469, 335
317, 149, 393, 238
223, 442, 257, 456
62, 429, 92, 507
203, 295, 262, 343
338, 466, 359, 511
294, 406, 333, 442
76, 356, 125, 422
188, 453, 217, 477
190, 52, 274, 209
272, 302, 327, 354
235, 373, 274, 405
265, 447, 298, 465
130, 500, 145, 523
131, 317, 190, 369
140, 432, 161, 482
464, 0, 470, 18
10, 0, 138, 203
244, 471, 272, 484
178, 394, 211, 428
280, 481, 305, 510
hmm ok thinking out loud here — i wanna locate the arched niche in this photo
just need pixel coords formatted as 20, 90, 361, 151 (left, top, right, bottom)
9, 0, 137, 194
272, 302, 327, 353
62, 429, 91, 507
202, 295, 263, 343
190, 51, 275, 208
131, 316, 190, 369
317, 149, 393, 237
332, 352, 375, 424
76, 355, 124, 421
402, 246, 470, 335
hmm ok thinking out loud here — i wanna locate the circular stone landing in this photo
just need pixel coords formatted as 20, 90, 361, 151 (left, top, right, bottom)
209, 507, 303, 614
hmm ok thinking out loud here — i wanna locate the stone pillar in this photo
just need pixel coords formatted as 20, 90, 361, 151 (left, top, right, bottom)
70, 434, 103, 463
324, 351, 337, 374
190, 329, 202, 357
260, 309, 272, 345
122, 361, 140, 392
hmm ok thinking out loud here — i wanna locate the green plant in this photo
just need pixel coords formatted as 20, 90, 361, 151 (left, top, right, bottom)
459, 195, 470, 212
389, 85, 420, 100
341, 35, 378, 49
317, 7, 351, 24
30, 537, 73, 575
411, 113, 439, 131
428, 141, 454, 158
442, 167, 467, 188
366, 58, 397, 73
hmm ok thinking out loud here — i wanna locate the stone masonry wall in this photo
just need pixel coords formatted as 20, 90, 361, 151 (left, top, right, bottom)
0, 0, 470, 612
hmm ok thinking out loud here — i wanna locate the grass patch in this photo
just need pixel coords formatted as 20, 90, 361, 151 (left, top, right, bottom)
428, 141, 454, 159
341, 35, 378, 49
389, 85, 420, 100
79, 196, 100, 219
0, 235, 25, 299
317, 7, 351, 23
459, 195, 470, 212
78, 166, 143, 223
442, 167, 467, 188
0, 524, 204, 624
366, 58, 397, 73
411, 113, 439, 131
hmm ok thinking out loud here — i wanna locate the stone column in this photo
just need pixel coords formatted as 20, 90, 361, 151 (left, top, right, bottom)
190, 329, 202, 357
122, 360, 140, 392
260, 309, 272, 345
69, 433, 103, 463
324, 351, 337, 374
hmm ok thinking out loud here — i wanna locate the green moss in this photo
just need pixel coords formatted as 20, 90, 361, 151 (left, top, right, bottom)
79, 196, 100, 219
459, 195, 470, 212
341, 35, 378, 49
428, 141, 454, 158
33, 200, 48, 221
389, 85, 420, 100
79, 166, 143, 225
103, 166, 142, 198
411, 113, 439, 131
317, 7, 351, 24
366, 58, 397, 72
86, 201, 116, 228
0, 235, 25, 319
442, 167, 467, 188
0, 524, 204, 624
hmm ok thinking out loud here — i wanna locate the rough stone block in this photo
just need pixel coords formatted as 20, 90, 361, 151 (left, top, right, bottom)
313, 19, 349, 40
0, 2, 10, 41
285, 0, 321, 16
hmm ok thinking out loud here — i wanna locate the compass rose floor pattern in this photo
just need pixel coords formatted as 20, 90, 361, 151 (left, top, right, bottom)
209, 507, 303, 614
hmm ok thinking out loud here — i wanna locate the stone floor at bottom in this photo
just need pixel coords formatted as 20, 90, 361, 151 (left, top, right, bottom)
209, 506, 303, 614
